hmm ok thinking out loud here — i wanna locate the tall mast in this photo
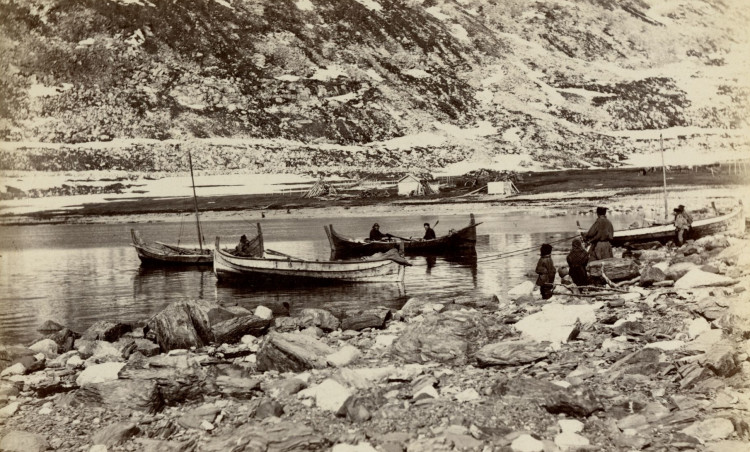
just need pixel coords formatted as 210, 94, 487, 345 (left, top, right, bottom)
660, 133, 668, 221
187, 147, 204, 251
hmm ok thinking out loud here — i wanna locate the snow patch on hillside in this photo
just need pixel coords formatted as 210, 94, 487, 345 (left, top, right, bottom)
402, 69, 431, 79
295, 0, 314, 11
311, 65, 347, 81
426, 6, 450, 21
354, 0, 382, 12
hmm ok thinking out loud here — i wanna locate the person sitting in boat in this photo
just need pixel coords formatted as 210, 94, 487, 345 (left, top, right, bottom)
368, 223, 391, 241
566, 237, 589, 287
234, 234, 251, 256
583, 206, 614, 260
423, 223, 436, 240
673, 205, 693, 246
535, 243, 556, 300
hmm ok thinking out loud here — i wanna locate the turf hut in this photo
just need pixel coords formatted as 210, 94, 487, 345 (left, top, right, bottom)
397, 174, 437, 196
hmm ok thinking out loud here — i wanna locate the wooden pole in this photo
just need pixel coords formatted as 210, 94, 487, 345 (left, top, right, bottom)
660, 134, 668, 221
187, 148, 204, 252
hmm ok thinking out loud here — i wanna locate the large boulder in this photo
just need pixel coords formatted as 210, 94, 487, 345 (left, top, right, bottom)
587, 258, 639, 281
341, 308, 391, 331
391, 310, 509, 365
297, 308, 341, 332
212, 315, 270, 344
81, 321, 132, 342
640, 266, 666, 287
63, 379, 163, 413
145, 300, 215, 352
256, 332, 335, 372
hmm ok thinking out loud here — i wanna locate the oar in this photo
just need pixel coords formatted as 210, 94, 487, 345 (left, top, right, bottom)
265, 249, 306, 260
387, 234, 413, 242
433, 220, 439, 228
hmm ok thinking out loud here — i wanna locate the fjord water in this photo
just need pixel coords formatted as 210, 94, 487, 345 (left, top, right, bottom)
0, 211, 637, 344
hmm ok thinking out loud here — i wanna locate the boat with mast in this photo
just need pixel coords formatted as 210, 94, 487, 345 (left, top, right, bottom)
131, 147, 216, 265
581, 134, 745, 247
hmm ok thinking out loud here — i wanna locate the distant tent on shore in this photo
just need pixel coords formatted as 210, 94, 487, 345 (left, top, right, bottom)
397, 174, 438, 196
303, 179, 338, 198
487, 180, 519, 196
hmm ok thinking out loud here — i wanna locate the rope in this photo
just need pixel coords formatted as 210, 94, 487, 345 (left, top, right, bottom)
408, 234, 581, 266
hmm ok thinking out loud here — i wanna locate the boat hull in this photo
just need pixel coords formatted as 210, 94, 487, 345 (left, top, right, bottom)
611, 205, 745, 247
326, 214, 480, 258
131, 230, 212, 265
214, 240, 406, 284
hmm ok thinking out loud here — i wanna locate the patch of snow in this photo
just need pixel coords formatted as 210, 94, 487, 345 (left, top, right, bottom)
475, 89, 494, 104
295, 0, 314, 11
502, 127, 523, 145
310, 65, 348, 81
365, 69, 383, 82
214, 0, 234, 9
28, 84, 60, 98
275, 74, 300, 82
557, 88, 616, 100
402, 68, 431, 79
353, 0, 382, 11
426, 6, 449, 21
327, 92, 358, 103
449, 24, 469, 42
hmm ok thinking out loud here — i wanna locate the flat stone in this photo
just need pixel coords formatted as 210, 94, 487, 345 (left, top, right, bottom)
254, 305, 273, 320
0, 431, 50, 452
337, 396, 371, 422
510, 434, 544, 452
514, 302, 600, 348
558, 419, 584, 434
256, 332, 334, 372
91, 422, 140, 446
331, 443, 378, 452
29, 339, 59, 358
81, 321, 132, 342
617, 414, 648, 430
508, 281, 536, 300
76, 362, 125, 386
476, 340, 549, 367
554, 432, 590, 451
298, 378, 353, 412
326, 345, 361, 367
675, 269, 736, 289
681, 417, 735, 442
297, 308, 340, 332
255, 397, 284, 419
0, 401, 21, 419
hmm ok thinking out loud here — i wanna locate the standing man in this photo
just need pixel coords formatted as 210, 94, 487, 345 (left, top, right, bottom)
423, 222, 436, 240
584, 206, 614, 260
535, 243, 556, 300
673, 205, 693, 245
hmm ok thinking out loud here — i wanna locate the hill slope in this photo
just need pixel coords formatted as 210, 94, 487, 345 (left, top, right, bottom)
1, 0, 748, 173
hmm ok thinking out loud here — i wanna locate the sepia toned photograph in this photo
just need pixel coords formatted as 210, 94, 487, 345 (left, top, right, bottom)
0, 0, 749, 451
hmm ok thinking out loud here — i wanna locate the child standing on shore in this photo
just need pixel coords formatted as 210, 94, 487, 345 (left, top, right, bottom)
535, 243, 556, 300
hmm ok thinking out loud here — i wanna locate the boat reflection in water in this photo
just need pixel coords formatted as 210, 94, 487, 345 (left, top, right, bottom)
132, 265, 213, 303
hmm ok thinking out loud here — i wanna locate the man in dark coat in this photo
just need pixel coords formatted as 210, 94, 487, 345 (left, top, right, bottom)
673, 205, 693, 245
369, 223, 390, 241
584, 206, 614, 260
423, 223, 436, 240
567, 238, 589, 287
535, 243, 556, 300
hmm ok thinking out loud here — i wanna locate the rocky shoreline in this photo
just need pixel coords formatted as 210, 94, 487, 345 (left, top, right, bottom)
1, 233, 749, 452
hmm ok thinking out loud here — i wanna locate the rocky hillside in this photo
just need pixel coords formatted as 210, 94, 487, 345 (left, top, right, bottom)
1, 0, 749, 172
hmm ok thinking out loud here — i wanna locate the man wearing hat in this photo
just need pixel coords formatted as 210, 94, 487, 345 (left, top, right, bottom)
583, 206, 615, 260
673, 205, 693, 245
368, 223, 392, 241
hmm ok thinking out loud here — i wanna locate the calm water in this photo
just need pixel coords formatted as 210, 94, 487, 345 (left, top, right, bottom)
0, 211, 636, 344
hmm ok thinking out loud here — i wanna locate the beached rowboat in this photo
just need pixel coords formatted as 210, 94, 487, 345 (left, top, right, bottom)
609, 204, 744, 247
325, 214, 480, 257
213, 237, 409, 284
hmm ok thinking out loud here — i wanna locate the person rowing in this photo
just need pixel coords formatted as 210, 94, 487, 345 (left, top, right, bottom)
423, 222, 436, 240
368, 223, 392, 241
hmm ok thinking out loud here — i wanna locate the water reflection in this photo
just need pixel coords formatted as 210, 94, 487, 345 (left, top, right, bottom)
0, 212, 640, 344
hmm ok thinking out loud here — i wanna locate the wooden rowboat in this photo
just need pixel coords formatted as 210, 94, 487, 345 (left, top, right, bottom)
609, 203, 744, 247
213, 237, 410, 284
131, 229, 213, 265
325, 214, 481, 258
